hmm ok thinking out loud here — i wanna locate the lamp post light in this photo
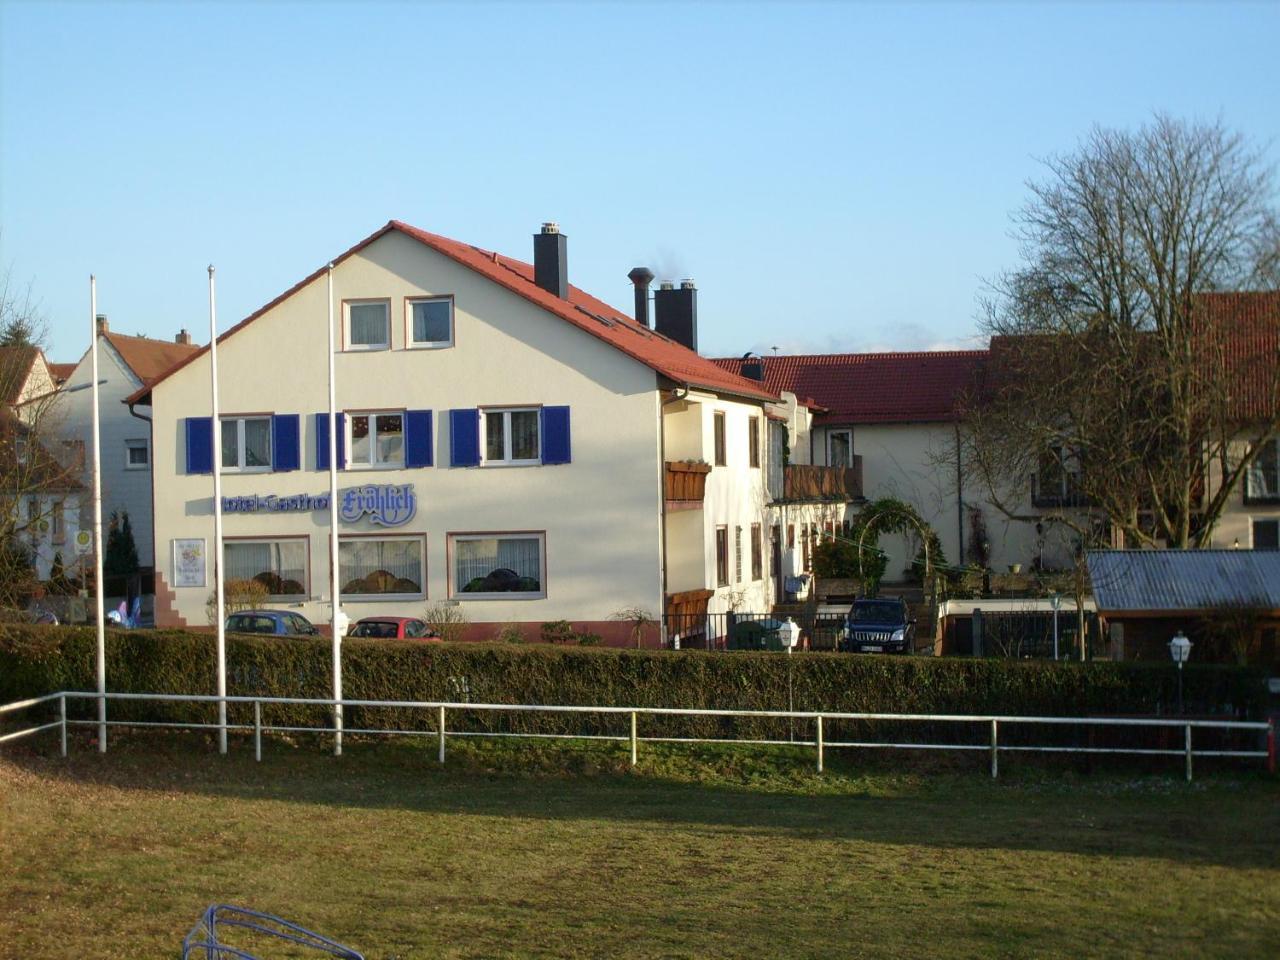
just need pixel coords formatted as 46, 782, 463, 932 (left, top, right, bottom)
1168, 630, 1192, 715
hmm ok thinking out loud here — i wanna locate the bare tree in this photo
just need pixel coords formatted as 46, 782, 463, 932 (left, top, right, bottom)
956, 115, 1279, 550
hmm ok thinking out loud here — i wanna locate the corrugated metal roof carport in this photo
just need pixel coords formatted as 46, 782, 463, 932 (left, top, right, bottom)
1087, 550, 1280, 615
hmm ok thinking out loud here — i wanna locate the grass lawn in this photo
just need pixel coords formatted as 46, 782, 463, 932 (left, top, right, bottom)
1, 730, 1277, 959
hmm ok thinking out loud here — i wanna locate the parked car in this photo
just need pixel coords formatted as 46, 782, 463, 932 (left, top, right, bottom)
840, 597, 916, 654
225, 610, 319, 636
348, 616, 439, 640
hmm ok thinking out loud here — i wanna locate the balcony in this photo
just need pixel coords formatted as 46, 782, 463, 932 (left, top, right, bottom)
781, 459, 863, 502
665, 460, 711, 511
1030, 473, 1092, 509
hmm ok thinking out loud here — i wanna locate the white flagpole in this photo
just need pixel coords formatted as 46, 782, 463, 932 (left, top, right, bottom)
90, 276, 106, 752
208, 265, 227, 755
326, 262, 342, 756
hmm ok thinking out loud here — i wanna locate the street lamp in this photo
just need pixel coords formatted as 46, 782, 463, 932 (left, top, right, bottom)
1168, 630, 1192, 714
1049, 593, 1062, 661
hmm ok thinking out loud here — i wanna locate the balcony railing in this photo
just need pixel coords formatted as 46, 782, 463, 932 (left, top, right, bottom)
781, 460, 863, 502
665, 461, 711, 508
1030, 474, 1092, 509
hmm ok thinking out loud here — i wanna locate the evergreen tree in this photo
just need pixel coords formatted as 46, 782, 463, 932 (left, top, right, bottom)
104, 510, 140, 578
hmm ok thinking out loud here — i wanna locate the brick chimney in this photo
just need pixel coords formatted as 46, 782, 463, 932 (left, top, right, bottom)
175, 329, 192, 345
95, 314, 109, 335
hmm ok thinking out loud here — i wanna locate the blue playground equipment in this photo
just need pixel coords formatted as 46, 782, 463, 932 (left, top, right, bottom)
181, 905, 364, 959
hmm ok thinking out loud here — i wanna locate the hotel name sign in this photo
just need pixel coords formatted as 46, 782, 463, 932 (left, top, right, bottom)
221, 483, 417, 527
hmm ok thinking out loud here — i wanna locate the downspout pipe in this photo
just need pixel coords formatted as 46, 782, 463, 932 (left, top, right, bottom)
658, 386, 690, 646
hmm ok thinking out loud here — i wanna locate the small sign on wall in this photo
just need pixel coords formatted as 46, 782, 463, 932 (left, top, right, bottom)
74, 530, 93, 556
172, 538, 207, 588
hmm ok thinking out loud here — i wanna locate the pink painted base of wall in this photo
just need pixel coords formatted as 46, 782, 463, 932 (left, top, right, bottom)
458, 621, 661, 649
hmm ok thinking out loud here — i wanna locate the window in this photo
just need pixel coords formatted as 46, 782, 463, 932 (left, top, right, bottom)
828, 430, 853, 468
345, 300, 390, 350
25, 498, 38, 543
715, 526, 728, 587
751, 524, 763, 580
348, 412, 404, 468
748, 417, 760, 468
124, 439, 149, 469
1254, 519, 1279, 550
713, 411, 726, 466
802, 524, 812, 571
734, 526, 743, 582
452, 533, 545, 597
221, 417, 271, 472
1246, 439, 1279, 503
224, 538, 308, 597
483, 408, 540, 465
407, 297, 453, 348
51, 501, 64, 544
787, 524, 795, 550
340, 536, 425, 598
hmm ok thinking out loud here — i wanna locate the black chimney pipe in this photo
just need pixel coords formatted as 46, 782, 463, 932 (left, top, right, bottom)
741, 353, 765, 381
628, 266, 655, 328
533, 222, 568, 299
654, 279, 698, 352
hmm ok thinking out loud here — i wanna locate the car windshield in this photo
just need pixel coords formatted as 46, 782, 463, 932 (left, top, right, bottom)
352, 621, 399, 639
850, 602, 902, 624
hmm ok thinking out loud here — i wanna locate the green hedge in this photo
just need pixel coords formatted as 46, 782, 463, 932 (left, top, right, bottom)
0, 625, 1267, 747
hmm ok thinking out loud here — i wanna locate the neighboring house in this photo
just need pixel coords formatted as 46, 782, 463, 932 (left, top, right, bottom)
713, 351, 1027, 579
45, 317, 202, 569
1087, 549, 1280, 667
130, 221, 779, 643
1, 345, 59, 425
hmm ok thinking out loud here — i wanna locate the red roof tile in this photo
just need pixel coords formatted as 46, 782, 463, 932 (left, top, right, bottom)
712, 351, 986, 424
1195, 291, 1279, 424
104, 331, 201, 386
129, 221, 775, 405
47, 362, 77, 385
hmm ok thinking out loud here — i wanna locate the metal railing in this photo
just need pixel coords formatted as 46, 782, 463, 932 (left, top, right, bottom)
663, 611, 847, 650
1, 690, 1275, 782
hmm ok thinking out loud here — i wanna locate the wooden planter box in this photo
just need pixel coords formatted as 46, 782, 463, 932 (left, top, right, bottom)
665, 461, 711, 505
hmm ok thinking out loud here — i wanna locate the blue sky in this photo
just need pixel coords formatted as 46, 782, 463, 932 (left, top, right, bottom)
2, 1, 1277, 362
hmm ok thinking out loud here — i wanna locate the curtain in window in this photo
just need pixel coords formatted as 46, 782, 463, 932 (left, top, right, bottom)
224, 541, 306, 596
244, 419, 271, 468
456, 537, 541, 592
1247, 439, 1279, 499
412, 300, 451, 343
340, 538, 422, 595
220, 420, 238, 469
511, 411, 539, 460
349, 303, 387, 345
350, 415, 371, 465
376, 414, 403, 464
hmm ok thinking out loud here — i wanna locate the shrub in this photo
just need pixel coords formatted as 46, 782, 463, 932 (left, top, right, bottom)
494, 623, 526, 644
205, 578, 270, 625
422, 602, 469, 643
541, 620, 576, 645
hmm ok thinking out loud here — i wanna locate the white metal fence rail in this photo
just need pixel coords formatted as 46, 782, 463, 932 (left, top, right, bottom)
1, 690, 1275, 782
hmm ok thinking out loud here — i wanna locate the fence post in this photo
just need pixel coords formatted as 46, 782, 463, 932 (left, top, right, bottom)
1184, 723, 1192, 783
1267, 718, 1275, 776
629, 711, 638, 769
989, 719, 999, 779
437, 705, 446, 764
815, 714, 824, 773
253, 700, 262, 763
59, 694, 67, 758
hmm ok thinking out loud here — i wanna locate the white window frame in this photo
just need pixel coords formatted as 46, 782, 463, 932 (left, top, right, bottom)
828, 429, 853, 467
344, 299, 391, 352
223, 537, 310, 599
481, 407, 541, 467
339, 534, 427, 601
345, 410, 406, 470
449, 532, 547, 600
124, 438, 149, 470
220, 416, 272, 473
1245, 438, 1279, 502
405, 296, 455, 350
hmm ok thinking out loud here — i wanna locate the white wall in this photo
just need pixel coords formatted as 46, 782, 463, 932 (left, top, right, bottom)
46, 340, 156, 566
151, 230, 665, 630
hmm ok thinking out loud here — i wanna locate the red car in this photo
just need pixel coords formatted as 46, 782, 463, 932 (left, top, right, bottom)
348, 616, 440, 640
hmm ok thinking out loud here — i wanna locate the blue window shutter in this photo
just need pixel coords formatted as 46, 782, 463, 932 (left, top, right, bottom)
541, 406, 571, 464
315, 413, 329, 470
185, 416, 213, 475
405, 409, 433, 468
449, 408, 480, 467
315, 413, 347, 470
271, 414, 300, 472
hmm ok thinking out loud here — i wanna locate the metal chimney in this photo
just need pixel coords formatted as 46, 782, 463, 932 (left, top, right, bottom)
627, 267, 655, 328
533, 222, 569, 299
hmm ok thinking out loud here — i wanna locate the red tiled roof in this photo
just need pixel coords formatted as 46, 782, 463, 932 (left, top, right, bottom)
0, 346, 41, 406
128, 221, 775, 405
1195, 291, 1279, 424
711, 351, 986, 424
104, 331, 201, 386
48, 362, 77, 385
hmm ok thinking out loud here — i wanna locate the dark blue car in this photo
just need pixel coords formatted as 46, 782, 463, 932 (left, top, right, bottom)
225, 609, 319, 636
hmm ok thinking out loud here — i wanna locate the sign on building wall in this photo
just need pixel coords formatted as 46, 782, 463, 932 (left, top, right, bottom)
220, 483, 417, 528
172, 538, 207, 588
74, 530, 93, 557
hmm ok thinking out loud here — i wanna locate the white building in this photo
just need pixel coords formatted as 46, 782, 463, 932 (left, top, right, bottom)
46, 318, 201, 570
134, 221, 791, 644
